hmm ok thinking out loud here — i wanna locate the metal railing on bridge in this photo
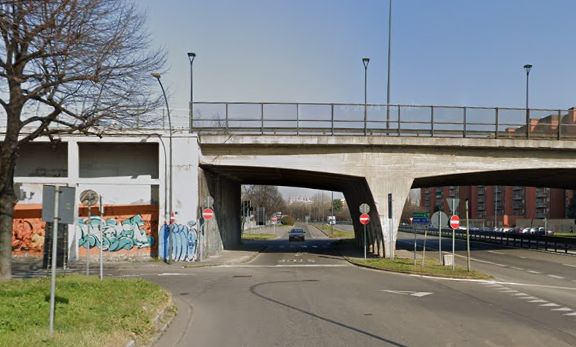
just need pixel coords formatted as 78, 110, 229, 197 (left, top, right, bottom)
6, 102, 576, 140
182, 102, 576, 139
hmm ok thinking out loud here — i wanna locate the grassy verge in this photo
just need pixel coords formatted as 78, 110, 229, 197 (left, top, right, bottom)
241, 233, 276, 240
0, 275, 173, 347
316, 224, 355, 239
553, 232, 576, 238
349, 257, 492, 280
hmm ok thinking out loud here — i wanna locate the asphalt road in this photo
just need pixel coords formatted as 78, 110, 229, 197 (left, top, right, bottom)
128, 224, 576, 347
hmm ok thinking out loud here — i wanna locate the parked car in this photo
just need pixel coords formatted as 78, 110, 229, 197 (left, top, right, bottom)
288, 228, 305, 242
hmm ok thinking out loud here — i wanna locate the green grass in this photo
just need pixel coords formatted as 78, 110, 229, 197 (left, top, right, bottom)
241, 233, 276, 240
317, 224, 355, 239
0, 275, 173, 347
553, 233, 574, 238
349, 257, 492, 280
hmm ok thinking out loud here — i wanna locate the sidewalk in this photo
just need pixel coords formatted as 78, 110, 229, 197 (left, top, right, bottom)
10, 246, 264, 279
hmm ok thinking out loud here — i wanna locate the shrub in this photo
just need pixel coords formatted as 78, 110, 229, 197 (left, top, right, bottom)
280, 215, 295, 225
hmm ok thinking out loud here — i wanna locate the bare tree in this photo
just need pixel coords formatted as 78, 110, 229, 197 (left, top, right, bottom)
242, 185, 286, 218
0, 0, 165, 279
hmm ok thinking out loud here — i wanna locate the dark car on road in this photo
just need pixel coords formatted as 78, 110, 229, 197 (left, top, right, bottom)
288, 228, 305, 242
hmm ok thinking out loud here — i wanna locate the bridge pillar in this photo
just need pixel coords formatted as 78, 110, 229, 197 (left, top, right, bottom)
366, 176, 414, 258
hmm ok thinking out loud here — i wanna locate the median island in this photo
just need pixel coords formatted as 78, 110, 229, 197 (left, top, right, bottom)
0, 275, 174, 347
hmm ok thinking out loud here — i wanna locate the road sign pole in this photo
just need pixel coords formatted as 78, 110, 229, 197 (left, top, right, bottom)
422, 225, 428, 268
413, 223, 417, 266
466, 200, 471, 272
363, 223, 367, 259
99, 196, 104, 281
452, 225, 455, 271
86, 206, 90, 275
438, 213, 442, 263
49, 188, 60, 336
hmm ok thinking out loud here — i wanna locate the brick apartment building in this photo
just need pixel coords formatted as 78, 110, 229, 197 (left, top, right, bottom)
420, 186, 573, 227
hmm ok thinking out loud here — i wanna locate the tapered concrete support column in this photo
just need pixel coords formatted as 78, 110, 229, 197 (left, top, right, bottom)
366, 176, 414, 258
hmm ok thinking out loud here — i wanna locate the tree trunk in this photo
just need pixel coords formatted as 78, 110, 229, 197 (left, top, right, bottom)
0, 188, 15, 280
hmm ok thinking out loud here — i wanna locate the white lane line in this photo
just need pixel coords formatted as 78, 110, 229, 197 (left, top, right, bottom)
527, 270, 541, 274
513, 293, 529, 296
511, 267, 525, 271
488, 250, 506, 255
529, 299, 548, 303
564, 312, 576, 316
518, 256, 528, 259
551, 307, 573, 312
547, 274, 565, 280
540, 303, 560, 307
500, 289, 519, 293
495, 263, 508, 267
218, 264, 350, 268
519, 296, 538, 300
563, 264, 576, 268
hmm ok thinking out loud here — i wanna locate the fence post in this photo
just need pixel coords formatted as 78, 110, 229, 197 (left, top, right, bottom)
296, 104, 300, 136
331, 104, 334, 136
225, 103, 229, 131
430, 106, 434, 137
557, 110, 562, 140
397, 106, 401, 136
495, 107, 499, 139
261, 103, 264, 135
463, 107, 467, 138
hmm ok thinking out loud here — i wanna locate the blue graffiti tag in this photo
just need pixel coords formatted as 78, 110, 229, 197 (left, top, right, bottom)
161, 223, 198, 262
78, 215, 154, 251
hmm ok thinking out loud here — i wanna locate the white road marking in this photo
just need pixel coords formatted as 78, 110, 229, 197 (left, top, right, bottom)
500, 289, 519, 293
488, 250, 506, 255
518, 256, 528, 259
218, 264, 349, 268
513, 293, 529, 296
563, 264, 576, 268
528, 299, 548, 303
547, 274, 565, 279
527, 270, 541, 274
519, 296, 538, 300
551, 307, 573, 312
381, 290, 433, 297
540, 303, 560, 307
158, 273, 189, 276
511, 267, 525, 271
564, 312, 576, 316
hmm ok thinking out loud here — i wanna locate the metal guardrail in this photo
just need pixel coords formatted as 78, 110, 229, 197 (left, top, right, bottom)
4, 102, 576, 140
182, 102, 576, 139
399, 225, 576, 254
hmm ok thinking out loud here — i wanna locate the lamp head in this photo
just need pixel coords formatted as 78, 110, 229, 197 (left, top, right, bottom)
362, 57, 370, 68
523, 64, 532, 74
151, 72, 161, 79
188, 52, 196, 62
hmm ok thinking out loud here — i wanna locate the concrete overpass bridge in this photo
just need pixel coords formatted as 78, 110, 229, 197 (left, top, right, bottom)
198, 133, 576, 258
6, 102, 576, 260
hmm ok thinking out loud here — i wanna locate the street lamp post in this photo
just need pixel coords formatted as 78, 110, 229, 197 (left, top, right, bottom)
188, 52, 196, 133
152, 73, 173, 262
362, 57, 370, 135
524, 64, 532, 138
386, 0, 392, 131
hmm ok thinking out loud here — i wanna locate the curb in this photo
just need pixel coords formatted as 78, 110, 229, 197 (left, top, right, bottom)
125, 293, 176, 347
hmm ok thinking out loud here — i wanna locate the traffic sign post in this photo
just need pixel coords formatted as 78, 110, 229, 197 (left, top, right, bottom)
203, 208, 214, 220
359, 213, 370, 259
449, 215, 460, 270
431, 210, 448, 264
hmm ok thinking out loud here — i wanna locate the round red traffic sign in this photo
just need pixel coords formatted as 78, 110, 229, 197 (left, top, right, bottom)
203, 208, 214, 220
449, 215, 460, 229
359, 213, 370, 225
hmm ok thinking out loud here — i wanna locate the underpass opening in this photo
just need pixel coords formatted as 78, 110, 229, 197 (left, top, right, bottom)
199, 165, 379, 257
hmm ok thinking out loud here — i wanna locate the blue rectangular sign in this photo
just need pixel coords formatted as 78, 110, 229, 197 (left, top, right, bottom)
412, 216, 429, 225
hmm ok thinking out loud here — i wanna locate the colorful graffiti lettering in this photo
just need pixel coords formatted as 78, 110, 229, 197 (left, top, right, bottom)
161, 223, 198, 262
78, 214, 154, 251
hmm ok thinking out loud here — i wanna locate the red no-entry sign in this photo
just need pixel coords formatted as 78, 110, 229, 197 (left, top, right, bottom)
359, 213, 370, 225
203, 208, 214, 220
449, 215, 460, 229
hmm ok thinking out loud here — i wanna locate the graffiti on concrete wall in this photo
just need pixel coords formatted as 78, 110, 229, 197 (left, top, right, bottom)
12, 219, 45, 255
161, 223, 198, 262
78, 214, 154, 251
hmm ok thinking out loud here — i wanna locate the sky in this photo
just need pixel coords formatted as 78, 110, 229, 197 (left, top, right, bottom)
138, 0, 576, 114
137, 0, 576, 199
